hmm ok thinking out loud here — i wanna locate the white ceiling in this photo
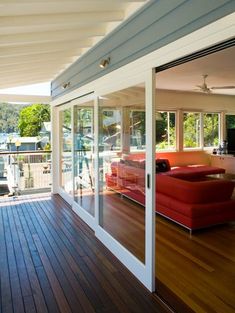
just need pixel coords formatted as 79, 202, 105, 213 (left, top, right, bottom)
157, 45, 235, 96
0, 0, 147, 89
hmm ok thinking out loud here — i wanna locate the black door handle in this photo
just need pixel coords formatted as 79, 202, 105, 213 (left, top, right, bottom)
147, 174, 150, 189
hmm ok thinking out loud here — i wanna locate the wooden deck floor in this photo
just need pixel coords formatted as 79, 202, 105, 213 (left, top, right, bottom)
0, 193, 167, 313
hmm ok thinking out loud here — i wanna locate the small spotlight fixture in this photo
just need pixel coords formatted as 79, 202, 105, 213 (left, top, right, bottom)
99, 57, 110, 69
62, 82, 71, 89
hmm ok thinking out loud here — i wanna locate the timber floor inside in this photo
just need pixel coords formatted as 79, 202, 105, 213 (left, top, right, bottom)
90, 191, 235, 313
0, 193, 167, 313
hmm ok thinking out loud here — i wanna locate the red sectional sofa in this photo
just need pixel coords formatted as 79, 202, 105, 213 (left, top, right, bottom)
105, 157, 235, 232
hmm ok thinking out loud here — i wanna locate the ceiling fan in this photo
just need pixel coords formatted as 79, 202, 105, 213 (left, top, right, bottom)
195, 74, 235, 93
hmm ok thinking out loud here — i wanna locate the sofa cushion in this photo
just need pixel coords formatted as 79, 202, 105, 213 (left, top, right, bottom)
164, 165, 225, 178
156, 175, 234, 204
157, 192, 235, 217
156, 159, 171, 173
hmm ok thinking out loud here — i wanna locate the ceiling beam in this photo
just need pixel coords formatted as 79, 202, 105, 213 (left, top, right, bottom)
0, 41, 87, 57
0, 73, 57, 89
0, 2, 130, 16
0, 93, 51, 104
0, 51, 78, 66
0, 60, 68, 72
0, 63, 68, 75
0, 12, 124, 28
0, 27, 106, 47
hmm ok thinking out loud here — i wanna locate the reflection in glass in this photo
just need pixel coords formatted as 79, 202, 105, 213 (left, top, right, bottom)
156, 111, 176, 150
60, 108, 72, 195
98, 85, 146, 263
74, 105, 94, 216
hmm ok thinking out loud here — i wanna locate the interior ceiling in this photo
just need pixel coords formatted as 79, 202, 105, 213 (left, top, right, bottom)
0, 0, 147, 89
157, 45, 235, 96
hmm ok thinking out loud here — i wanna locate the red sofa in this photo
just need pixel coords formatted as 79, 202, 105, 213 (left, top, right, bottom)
105, 158, 235, 231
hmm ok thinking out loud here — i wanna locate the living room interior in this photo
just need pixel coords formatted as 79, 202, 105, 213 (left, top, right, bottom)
70, 44, 234, 313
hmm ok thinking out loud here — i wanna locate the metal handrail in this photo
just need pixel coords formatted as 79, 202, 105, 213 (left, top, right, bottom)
0, 150, 52, 155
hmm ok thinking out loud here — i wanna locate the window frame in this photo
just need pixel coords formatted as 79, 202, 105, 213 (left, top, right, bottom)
182, 111, 221, 151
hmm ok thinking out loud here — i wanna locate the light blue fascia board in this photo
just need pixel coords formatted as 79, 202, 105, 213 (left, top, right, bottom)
52, 0, 235, 99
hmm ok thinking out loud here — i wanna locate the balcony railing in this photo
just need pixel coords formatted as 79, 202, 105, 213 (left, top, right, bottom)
0, 150, 52, 196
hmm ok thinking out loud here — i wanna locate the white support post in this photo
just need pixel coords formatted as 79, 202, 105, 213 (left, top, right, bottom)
122, 107, 131, 154
145, 68, 156, 292
220, 111, 226, 142
51, 105, 60, 194
71, 105, 75, 200
200, 113, 204, 149
177, 109, 183, 151
94, 96, 101, 229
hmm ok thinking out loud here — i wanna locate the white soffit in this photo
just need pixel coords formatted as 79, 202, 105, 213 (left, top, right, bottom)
0, 0, 147, 89
157, 45, 235, 96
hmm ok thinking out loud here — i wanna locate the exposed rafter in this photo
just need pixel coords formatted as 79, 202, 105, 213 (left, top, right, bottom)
0, 0, 147, 89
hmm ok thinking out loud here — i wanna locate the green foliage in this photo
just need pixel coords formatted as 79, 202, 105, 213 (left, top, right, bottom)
226, 115, 235, 129
156, 112, 176, 150
0, 102, 26, 133
18, 104, 50, 136
203, 113, 219, 147
183, 113, 200, 148
62, 109, 71, 129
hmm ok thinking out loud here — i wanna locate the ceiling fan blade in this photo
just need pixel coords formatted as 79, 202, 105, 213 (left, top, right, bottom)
211, 86, 235, 89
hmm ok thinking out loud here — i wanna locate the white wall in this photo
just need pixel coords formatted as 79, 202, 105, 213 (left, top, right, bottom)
156, 89, 235, 113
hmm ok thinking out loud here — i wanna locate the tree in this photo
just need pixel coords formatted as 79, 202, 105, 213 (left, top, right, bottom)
0, 102, 25, 133
18, 104, 50, 136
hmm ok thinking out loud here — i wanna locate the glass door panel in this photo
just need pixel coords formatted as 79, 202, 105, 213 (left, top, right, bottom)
59, 108, 73, 195
98, 84, 146, 263
74, 103, 94, 216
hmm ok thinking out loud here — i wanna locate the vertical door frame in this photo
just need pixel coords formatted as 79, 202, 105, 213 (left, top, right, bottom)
94, 69, 156, 291
70, 93, 96, 230
145, 69, 156, 291
51, 105, 60, 194
56, 102, 74, 205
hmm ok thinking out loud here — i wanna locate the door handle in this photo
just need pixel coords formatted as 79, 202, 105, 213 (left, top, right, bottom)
147, 174, 150, 189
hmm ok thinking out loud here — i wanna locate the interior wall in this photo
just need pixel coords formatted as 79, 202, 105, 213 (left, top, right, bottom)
156, 89, 235, 113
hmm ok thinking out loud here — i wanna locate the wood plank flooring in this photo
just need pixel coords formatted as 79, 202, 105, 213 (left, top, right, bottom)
93, 191, 235, 313
0, 193, 167, 313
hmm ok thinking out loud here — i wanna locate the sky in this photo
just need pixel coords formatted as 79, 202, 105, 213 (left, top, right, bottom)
0, 82, 51, 96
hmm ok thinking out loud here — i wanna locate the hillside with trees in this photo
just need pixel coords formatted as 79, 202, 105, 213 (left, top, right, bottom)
0, 102, 26, 133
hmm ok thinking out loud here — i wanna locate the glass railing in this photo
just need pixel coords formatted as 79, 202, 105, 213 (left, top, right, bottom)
0, 150, 52, 196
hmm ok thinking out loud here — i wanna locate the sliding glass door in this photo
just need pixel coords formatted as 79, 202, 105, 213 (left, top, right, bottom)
96, 77, 155, 290
59, 108, 73, 196
74, 102, 95, 218
56, 74, 155, 291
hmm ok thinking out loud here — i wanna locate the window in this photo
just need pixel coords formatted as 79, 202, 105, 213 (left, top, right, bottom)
203, 113, 219, 147
226, 114, 235, 131
183, 112, 220, 149
156, 111, 176, 150
183, 112, 200, 149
